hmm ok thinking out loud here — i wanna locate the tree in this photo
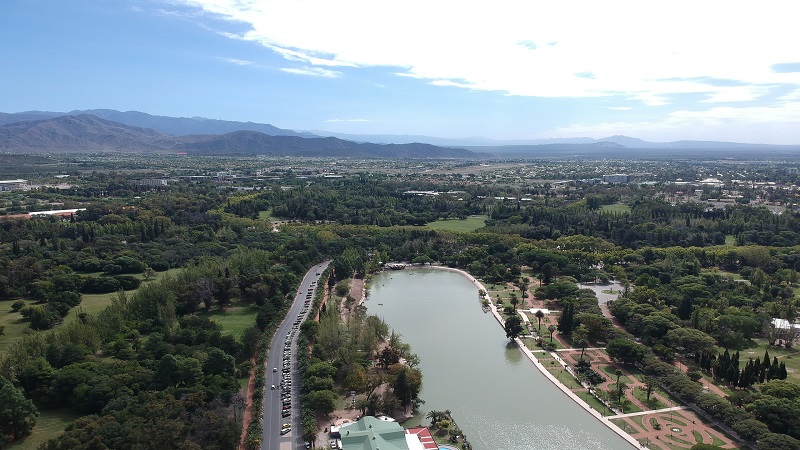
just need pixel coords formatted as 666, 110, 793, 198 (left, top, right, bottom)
606, 338, 646, 364
557, 303, 575, 335
0, 375, 39, 441
306, 390, 338, 416
426, 410, 445, 426
757, 432, 800, 450
547, 324, 557, 343
393, 368, 413, 411
665, 328, 717, 355
509, 293, 519, 310
613, 369, 628, 403
573, 325, 589, 359
643, 377, 657, 403
504, 315, 524, 340
534, 309, 545, 332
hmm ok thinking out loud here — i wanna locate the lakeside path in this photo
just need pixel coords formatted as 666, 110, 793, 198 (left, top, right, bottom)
426, 265, 642, 449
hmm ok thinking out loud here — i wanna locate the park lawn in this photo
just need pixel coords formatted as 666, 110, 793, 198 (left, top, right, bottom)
7, 409, 81, 450
258, 209, 280, 221
580, 391, 616, 416
601, 203, 631, 214
552, 369, 584, 389
632, 385, 665, 410
2, 269, 183, 351
742, 338, 800, 383
0, 299, 34, 353
425, 215, 487, 232
198, 300, 259, 338
610, 418, 640, 434
63, 268, 184, 326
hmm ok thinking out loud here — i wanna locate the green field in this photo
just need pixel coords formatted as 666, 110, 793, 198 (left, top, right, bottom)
6, 409, 80, 450
425, 215, 487, 232
198, 299, 260, 337
1, 268, 182, 352
601, 203, 631, 214
741, 339, 800, 383
0, 299, 33, 353
258, 209, 280, 220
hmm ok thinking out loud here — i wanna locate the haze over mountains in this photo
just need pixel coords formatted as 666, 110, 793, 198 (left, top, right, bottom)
1, 109, 798, 158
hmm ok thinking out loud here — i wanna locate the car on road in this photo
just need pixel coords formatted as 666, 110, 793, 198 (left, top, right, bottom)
273, 367, 277, 372
280, 427, 291, 435
271, 384, 275, 390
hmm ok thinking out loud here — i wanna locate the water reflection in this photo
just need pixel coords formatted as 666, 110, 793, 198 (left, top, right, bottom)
504, 341, 522, 365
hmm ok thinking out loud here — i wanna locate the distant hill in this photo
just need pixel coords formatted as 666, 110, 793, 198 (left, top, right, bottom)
2, 109, 798, 158
310, 130, 800, 152
0, 114, 478, 158
0, 114, 177, 152
0, 109, 314, 138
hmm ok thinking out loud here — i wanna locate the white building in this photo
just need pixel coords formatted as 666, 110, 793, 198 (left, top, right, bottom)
0, 179, 28, 191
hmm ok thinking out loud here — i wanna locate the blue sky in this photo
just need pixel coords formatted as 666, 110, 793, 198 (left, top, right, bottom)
2, 0, 800, 144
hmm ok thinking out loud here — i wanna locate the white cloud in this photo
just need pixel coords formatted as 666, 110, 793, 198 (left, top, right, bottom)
280, 67, 342, 78
175, 0, 800, 106
546, 101, 800, 143
220, 57, 254, 66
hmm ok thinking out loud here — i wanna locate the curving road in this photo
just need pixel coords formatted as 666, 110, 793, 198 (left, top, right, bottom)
261, 260, 331, 450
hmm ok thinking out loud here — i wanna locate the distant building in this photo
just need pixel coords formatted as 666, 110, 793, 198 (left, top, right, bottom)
0, 179, 27, 191
129, 178, 169, 187
603, 174, 629, 184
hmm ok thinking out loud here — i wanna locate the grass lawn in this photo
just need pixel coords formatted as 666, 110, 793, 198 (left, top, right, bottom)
579, 391, 615, 415
258, 209, 281, 221
632, 385, 664, 410
198, 300, 260, 337
610, 418, 640, 434
551, 370, 584, 389
63, 268, 184, 326
1, 269, 182, 352
425, 215, 487, 232
601, 203, 631, 214
724, 235, 736, 246
0, 299, 35, 353
7, 409, 81, 450
742, 339, 800, 383
629, 414, 646, 430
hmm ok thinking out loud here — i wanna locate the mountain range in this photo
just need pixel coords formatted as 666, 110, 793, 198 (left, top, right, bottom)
0, 114, 475, 158
1, 109, 799, 158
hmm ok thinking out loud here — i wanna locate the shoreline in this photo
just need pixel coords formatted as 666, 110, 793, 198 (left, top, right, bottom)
423, 265, 642, 449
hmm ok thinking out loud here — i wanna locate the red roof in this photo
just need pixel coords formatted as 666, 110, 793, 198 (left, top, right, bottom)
405, 427, 438, 450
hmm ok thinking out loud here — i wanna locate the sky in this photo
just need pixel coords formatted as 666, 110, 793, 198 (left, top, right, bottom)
2, 0, 800, 144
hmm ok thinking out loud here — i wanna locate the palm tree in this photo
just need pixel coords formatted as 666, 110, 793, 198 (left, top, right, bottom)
245, 433, 261, 450
547, 324, 556, 343
534, 309, 545, 332
426, 410, 444, 426
614, 369, 626, 403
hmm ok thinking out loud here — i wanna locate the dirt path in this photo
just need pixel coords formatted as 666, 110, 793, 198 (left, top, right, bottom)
238, 357, 257, 450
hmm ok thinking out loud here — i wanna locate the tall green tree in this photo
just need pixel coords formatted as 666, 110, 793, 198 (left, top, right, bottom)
504, 315, 524, 340
0, 375, 39, 441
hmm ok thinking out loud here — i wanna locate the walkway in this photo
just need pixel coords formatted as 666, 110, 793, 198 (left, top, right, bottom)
615, 406, 687, 419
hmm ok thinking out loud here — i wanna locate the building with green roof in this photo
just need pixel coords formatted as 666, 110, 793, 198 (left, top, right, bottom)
340, 416, 410, 450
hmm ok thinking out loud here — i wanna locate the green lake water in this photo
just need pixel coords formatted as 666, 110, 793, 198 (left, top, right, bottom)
367, 268, 632, 450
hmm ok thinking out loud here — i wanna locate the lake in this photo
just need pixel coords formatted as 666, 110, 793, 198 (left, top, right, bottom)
367, 268, 632, 450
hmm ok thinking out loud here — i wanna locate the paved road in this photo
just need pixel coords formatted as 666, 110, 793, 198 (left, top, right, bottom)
261, 261, 331, 450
